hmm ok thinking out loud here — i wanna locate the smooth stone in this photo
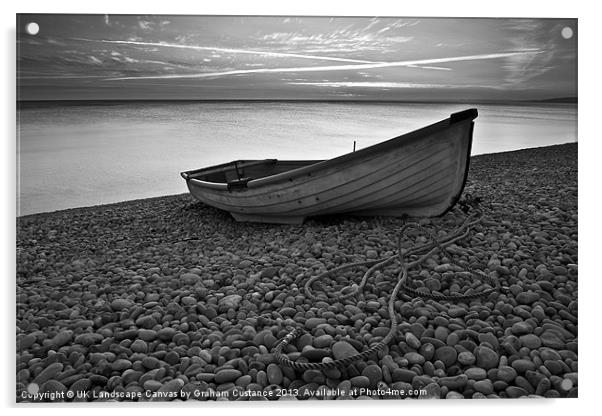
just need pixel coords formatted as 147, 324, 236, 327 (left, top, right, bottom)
130, 339, 148, 353
392, 369, 417, 383
50, 330, 73, 348
496, 366, 518, 383
511, 322, 533, 336
540, 331, 566, 349
418, 382, 441, 399
215, 369, 242, 384
137, 329, 157, 342
303, 370, 325, 385
135, 315, 158, 329
404, 352, 425, 365
474, 346, 499, 370
516, 292, 540, 305
157, 327, 177, 341
434, 326, 449, 342
332, 341, 359, 361
151, 378, 185, 401
219, 295, 242, 309
305, 318, 326, 330
465, 367, 487, 380
434, 346, 457, 367
405, 332, 421, 349
511, 359, 536, 373
143, 379, 163, 392
458, 351, 476, 366
300, 348, 330, 361
112, 359, 132, 371
473, 379, 494, 395
266, 363, 283, 385
350, 376, 370, 388
141, 356, 161, 370
110, 298, 133, 311
438, 374, 468, 390
519, 334, 542, 349
361, 364, 383, 388
478, 333, 499, 349
313, 334, 333, 348
506, 386, 529, 398
33, 362, 64, 385
40, 380, 67, 397
74, 333, 104, 346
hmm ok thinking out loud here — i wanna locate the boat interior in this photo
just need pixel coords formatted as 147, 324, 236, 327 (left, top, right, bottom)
182, 159, 321, 186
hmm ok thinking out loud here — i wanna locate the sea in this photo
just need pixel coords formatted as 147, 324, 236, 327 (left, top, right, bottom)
16, 101, 577, 216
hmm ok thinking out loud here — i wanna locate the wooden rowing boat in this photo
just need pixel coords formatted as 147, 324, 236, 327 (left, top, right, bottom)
181, 108, 477, 224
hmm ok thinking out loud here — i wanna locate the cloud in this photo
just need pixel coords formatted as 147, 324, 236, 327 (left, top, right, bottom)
106, 50, 543, 81
104, 15, 111, 26
288, 81, 502, 89
74, 38, 377, 64
406, 65, 452, 71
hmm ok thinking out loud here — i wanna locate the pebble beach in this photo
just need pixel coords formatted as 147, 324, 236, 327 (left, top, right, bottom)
16, 143, 578, 401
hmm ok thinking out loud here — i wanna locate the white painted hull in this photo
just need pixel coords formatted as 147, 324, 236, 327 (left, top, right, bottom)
182, 109, 477, 224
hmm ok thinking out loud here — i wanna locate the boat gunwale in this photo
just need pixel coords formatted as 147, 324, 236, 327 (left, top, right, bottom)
182, 108, 477, 191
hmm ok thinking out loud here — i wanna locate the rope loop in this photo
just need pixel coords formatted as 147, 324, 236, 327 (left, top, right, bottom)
272, 197, 498, 370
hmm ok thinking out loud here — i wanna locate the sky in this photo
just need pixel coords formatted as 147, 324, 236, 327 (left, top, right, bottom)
16, 14, 577, 101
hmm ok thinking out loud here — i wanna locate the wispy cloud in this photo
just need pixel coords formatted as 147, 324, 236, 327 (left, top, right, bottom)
73, 38, 376, 64
106, 50, 543, 81
288, 81, 502, 89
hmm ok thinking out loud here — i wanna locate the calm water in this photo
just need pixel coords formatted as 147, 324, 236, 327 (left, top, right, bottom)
17, 101, 577, 216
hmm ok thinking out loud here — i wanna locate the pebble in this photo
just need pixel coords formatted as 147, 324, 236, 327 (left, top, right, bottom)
313, 334, 333, 348
130, 339, 148, 353
439, 374, 468, 390
511, 322, 533, 336
215, 369, 242, 384
219, 295, 242, 309
110, 298, 133, 311
434, 346, 457, 367
506, 386, 529, 398
404, 352, 426, 365
516, 291, 540, 305
496, 366, 518, 383
150, 378, 185, 401
519, 334, 542, 349
33, 362, 64, 385
74, 333, 104, 346
474, 346, 499, 370
361, 364, 383, 388
137, 329, 157, 341
305, 318, 326, 330
15, 145, 578, 402
512, 359, 536, 373
457, 351, 476, 366
473, 379, 494, 395
350, 376, 370, 388
405, 332, 421, 349
465, 368, 487, 380
540, 331, 566, 349
50, 330, 73, 348
332, 341, 359, 360
266, 364, 283, 385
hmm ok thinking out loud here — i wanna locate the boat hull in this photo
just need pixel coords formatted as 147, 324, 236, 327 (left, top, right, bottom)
182, 109, 477, 224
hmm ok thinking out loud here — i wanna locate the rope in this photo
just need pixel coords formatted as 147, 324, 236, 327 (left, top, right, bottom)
271, 198, 499, 370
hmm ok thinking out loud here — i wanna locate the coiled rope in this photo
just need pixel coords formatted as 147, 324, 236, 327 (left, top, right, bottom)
272, 197, 499, 370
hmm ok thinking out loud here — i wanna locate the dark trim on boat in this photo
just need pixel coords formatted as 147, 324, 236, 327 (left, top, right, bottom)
450, 108, 478, 124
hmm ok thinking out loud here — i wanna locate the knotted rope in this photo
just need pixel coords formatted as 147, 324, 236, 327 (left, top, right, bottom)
271, 197, 499, 370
